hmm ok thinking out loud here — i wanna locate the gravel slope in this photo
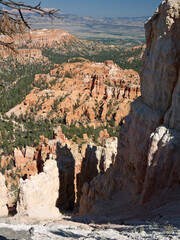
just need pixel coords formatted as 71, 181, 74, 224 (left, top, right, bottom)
0, 217, 180, 240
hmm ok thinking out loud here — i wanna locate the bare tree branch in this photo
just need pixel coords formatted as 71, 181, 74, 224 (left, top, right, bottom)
0, 0, 62, 49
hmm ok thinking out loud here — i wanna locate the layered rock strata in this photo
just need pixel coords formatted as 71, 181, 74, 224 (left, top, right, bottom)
0, 29, 77, 50
79, 0, 180, 217
0, 48, 47, 63
0, 29, 75, 64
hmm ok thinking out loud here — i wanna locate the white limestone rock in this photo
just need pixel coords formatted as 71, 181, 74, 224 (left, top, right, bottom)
0, 172, 8, 217
17, 160, 60, 219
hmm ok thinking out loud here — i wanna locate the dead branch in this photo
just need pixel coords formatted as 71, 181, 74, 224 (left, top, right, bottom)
0, 0, 62, 49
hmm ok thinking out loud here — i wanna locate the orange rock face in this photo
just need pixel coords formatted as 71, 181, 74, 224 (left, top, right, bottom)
0, 29, 77, 63
0, 29, 77, 49
0, 48, 45, 62
14, 147, 35, 168
7, 60, 140, 127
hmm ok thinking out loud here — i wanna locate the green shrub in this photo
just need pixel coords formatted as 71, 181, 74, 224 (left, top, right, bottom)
64, 71, 72, 78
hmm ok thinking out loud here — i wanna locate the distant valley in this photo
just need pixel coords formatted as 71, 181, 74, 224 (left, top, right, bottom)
27, 13, 147, 46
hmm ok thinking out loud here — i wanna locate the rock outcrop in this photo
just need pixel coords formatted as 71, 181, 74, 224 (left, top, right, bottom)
7, 60, 140, 129
14, 146, 36, 169
0, 29, 76, 64
0, 173, 8, 217
16, 127, 78, 216
79, 0, 180, 218
0, 48, 47, 63
0, 29, 77, 50
2, 123, 119, 216
17, 159, 60, 219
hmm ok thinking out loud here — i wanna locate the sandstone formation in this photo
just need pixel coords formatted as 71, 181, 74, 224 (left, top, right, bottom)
15, 125, 119, 214
17, 126, 80, 213
79, 0, 180, 218
55, 141, 78, 210
17, 159, 60, 219
0, 146, 38, 208
0, 29, 77, 50
0, 29, 76, 64
0, 48, 47, 64
0, 127, 74, 210
14, 146, 35, 168
7, 60, 140, 128
16, 127, 76, 217
78, 138, 117, 201
0, 173, 8, 217
1, 121, 120, 216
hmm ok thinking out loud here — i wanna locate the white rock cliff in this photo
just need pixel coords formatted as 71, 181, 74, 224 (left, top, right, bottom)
79, 0, 180, 218
17, 159, 60, 219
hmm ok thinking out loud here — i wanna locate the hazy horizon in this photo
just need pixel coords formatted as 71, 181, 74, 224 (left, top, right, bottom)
22, 0, 162, 18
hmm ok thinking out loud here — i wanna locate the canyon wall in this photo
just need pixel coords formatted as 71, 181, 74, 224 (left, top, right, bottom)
0, 49, 46, 63
15, 126, 117, 217
16, 127, 76, 218
79, 0, 180, 218
77, 138, 117, 201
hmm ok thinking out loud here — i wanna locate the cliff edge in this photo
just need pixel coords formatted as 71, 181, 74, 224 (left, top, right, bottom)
79, 0, 180, 219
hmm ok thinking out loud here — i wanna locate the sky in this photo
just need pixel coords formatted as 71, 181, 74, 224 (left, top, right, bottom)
24, 0, 162, 18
